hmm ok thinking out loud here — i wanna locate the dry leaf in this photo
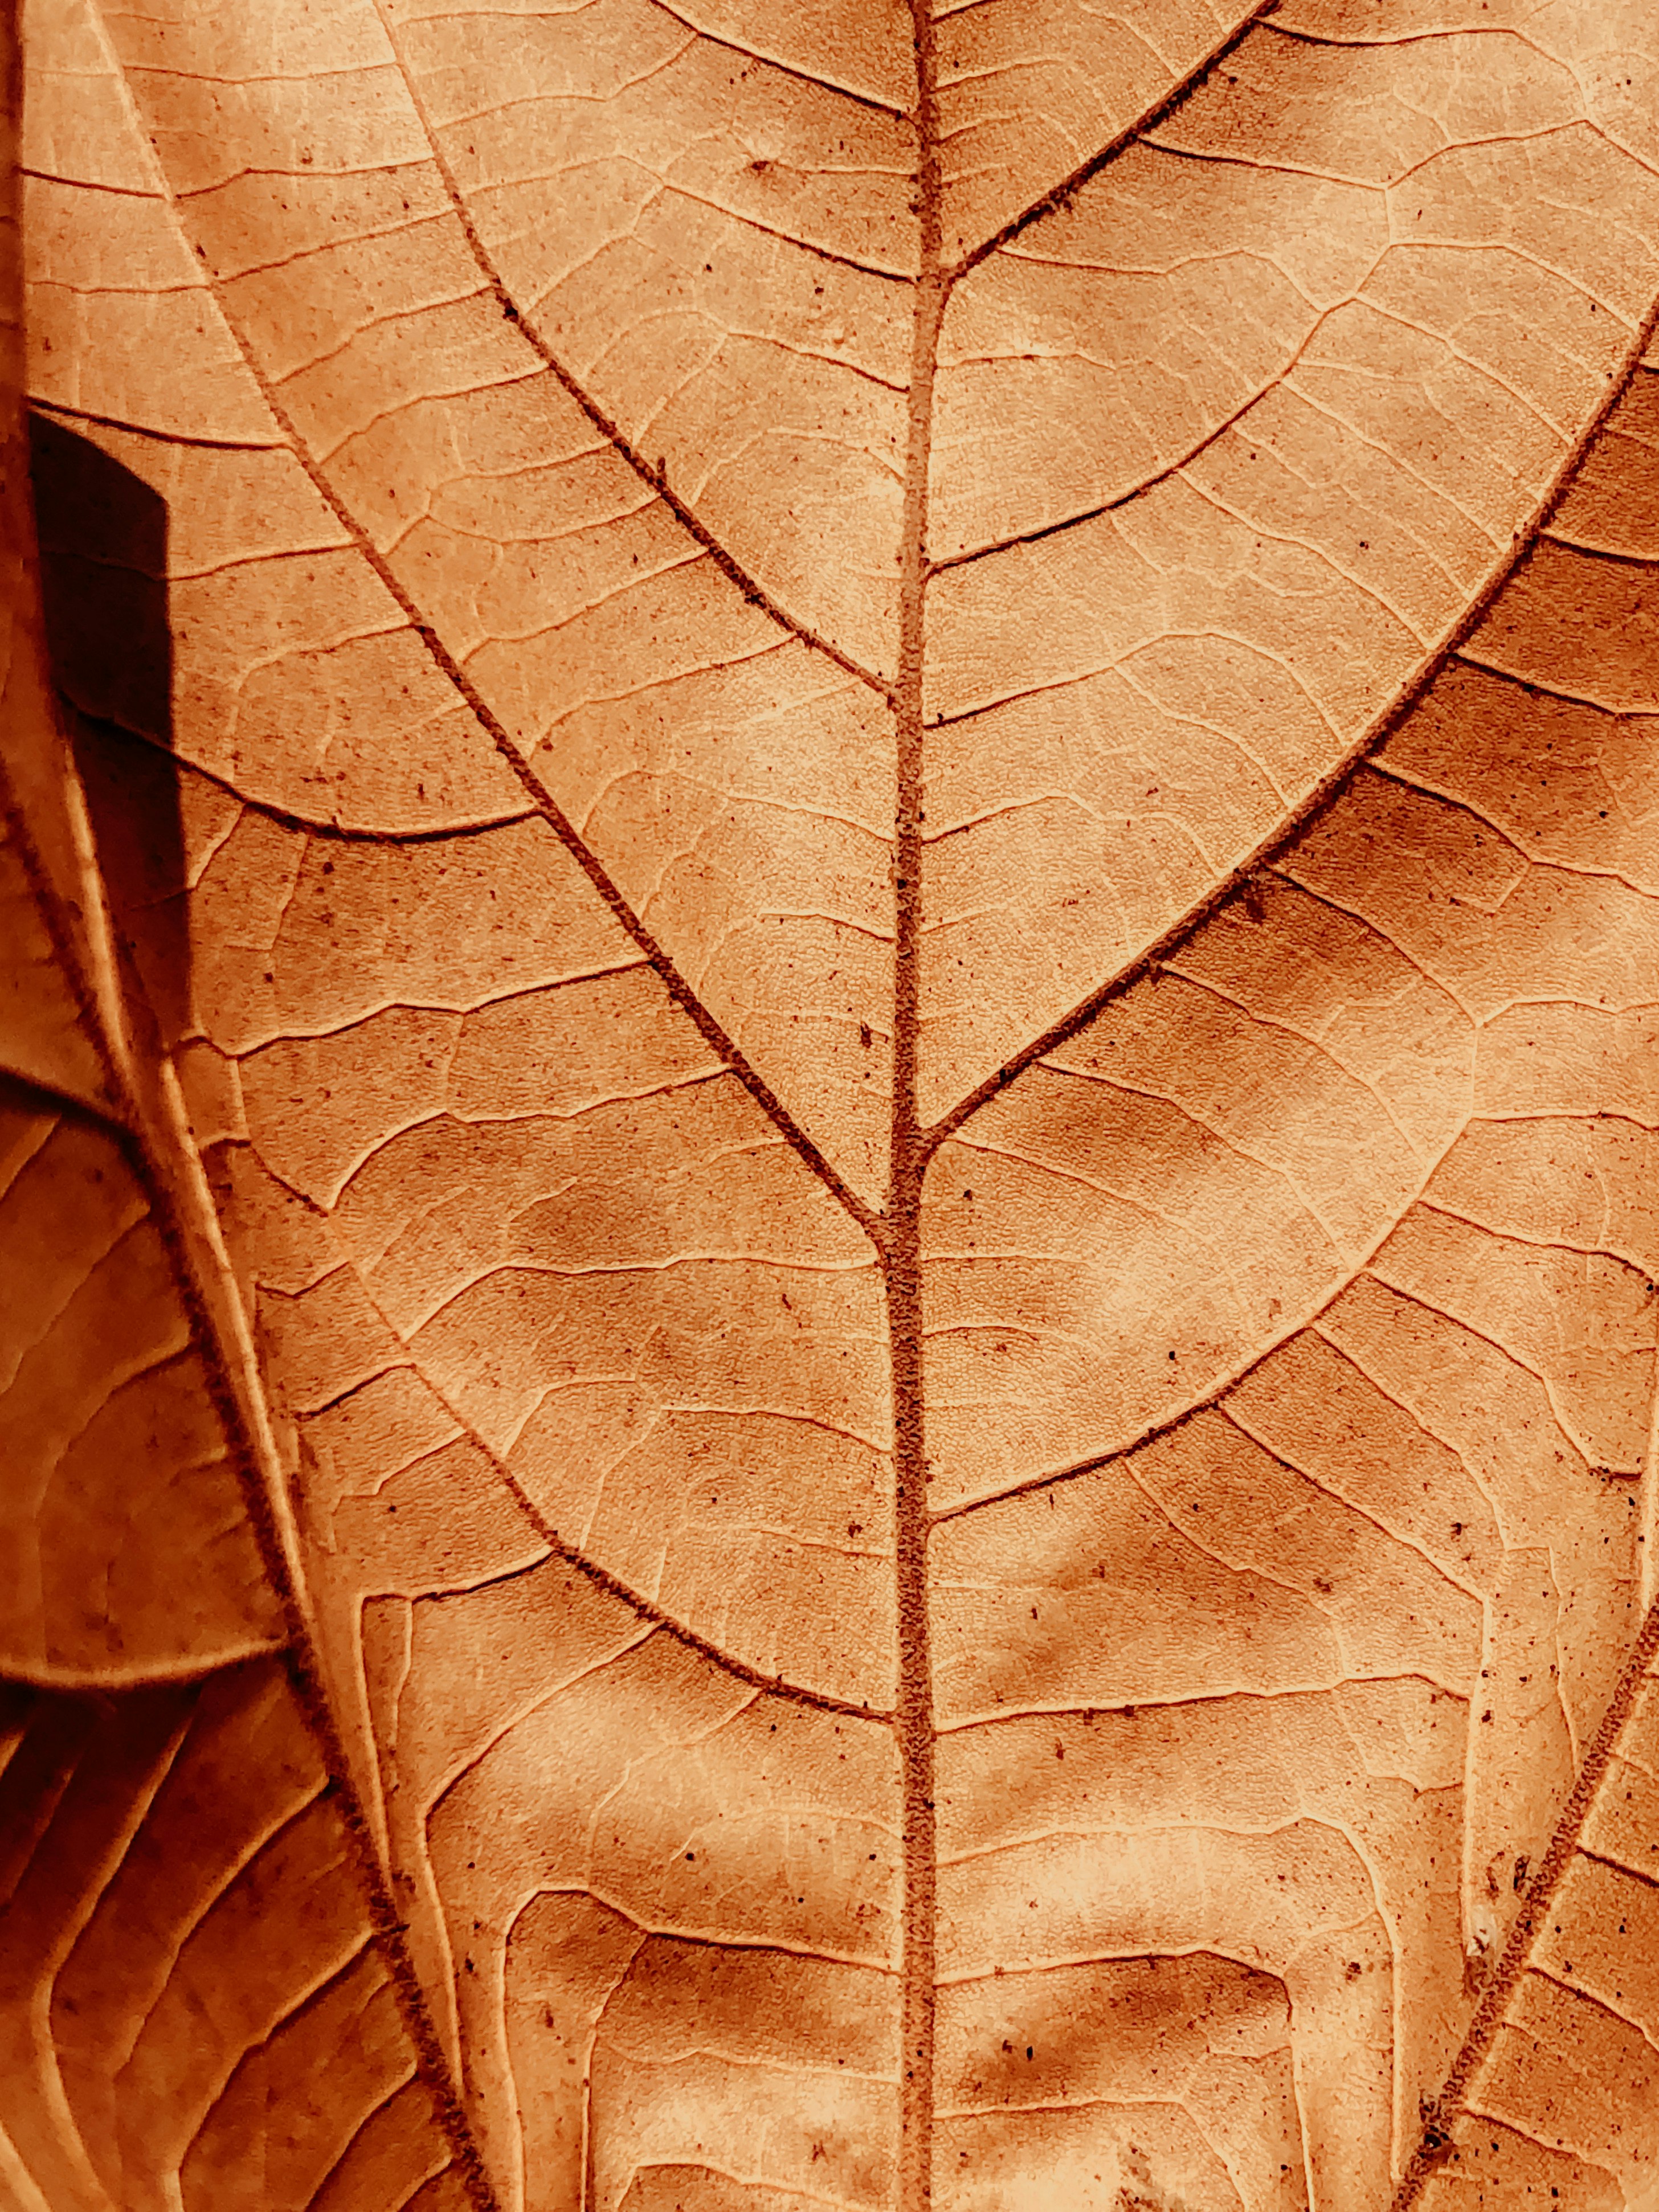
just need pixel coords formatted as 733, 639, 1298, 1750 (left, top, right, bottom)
0, 25, 475, 2205
7, 0, 1659, 2205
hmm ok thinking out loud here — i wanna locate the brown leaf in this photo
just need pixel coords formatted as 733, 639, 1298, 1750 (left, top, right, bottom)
0, 22, 471, 2203
10, 0, 1659, 2205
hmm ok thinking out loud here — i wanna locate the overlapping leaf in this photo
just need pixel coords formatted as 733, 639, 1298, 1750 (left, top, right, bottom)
0, 18, 481, 2203
11, 0, 1659, 2205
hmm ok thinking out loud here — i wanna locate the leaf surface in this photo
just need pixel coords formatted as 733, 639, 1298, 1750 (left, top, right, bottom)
10, 0, 1659, 2205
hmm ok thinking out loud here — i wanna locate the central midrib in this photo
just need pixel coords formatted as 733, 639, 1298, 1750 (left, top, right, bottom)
891, 5, 945, 2205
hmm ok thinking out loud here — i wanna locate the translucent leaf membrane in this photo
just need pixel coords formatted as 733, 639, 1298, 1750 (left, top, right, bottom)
0, 3, 280, 1688
14, 0, 1659, 2204
0, 1661, 467, 2212
0, 22, 466, 2206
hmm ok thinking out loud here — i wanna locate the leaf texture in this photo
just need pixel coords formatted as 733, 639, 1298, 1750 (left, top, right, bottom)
0, 21, 483, 2205
11, 0, 1659, 2205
